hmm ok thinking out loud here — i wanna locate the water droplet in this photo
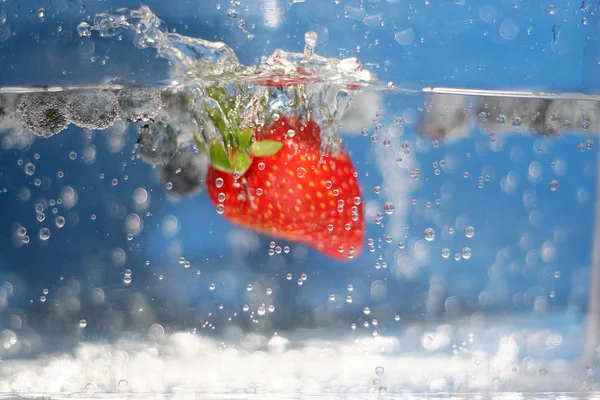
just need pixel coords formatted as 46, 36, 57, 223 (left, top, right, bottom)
549, 180, 559, 192
39, 228, 51, 241
423, 228, 435, 242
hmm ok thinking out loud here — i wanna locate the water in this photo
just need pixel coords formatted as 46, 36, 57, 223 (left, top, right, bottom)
1, 1, 600, 398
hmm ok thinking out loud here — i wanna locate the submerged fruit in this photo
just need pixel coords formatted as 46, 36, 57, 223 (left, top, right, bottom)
206, 116, 364, 259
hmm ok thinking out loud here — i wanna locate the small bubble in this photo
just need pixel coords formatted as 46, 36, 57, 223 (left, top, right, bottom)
395, 315, 401, 321
383, 202, 394, 215
549, 291, 556, 298
329, 294, 336, 301
16, 226, 27, 237
461, 247, 472, 259
375, 366, 384, 375
215, 178, 224, 188
78, 319, 87, 328
286, 273, 292, 280
24, 163, 36, 176
549, 180, 559, 192
296, 167, 306, 178
441, 248, 450, 259
373, 186, 381, 195
363, 307, 371, 315
398, 242, 405, 249
497, 114, 506, 124
216, 204, 225, 214
554, 271, 561, 278
39, 228, 51, 241
209, 283, 216, 291
257, 306, 266, 316
69, 151, 78, 160
246, 283, 253, 291
464, 226, 475, 238
586, 139, 594, 150
55, 216, 65, 228
117, 379, 128, 390
423, 228, 435, 242
22, 236, 30, 244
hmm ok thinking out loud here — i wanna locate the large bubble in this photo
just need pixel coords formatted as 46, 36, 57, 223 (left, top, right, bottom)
118, 88, 163, 122
67, 90, 120, 130
159, 150, 208, 196
137, 121, 178, 165
16, 92, 70, 137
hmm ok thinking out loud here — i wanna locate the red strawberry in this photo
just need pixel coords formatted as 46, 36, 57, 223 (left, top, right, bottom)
206, 116, 364, 259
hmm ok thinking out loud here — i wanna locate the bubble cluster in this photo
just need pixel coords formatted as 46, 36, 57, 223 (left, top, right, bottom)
16, 93, 70, 137
118, 88, 163, 122
67, 90, 119, 130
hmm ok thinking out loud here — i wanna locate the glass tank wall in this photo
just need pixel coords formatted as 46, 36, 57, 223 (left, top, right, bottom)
0, 0, 599, 397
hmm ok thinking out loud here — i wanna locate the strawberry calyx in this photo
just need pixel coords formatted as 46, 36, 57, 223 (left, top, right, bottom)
194, 85, 282, 176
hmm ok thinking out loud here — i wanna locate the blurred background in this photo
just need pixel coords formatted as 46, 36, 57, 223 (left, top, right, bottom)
0, 0, 599, 395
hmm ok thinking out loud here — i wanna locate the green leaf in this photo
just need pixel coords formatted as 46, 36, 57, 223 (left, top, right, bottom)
209, 141, 232, 173
232, 150, 252, 175
207, 106, 232, 148
194, 135, 207, 155
252, 140, 283, 157
236, 128, 253, 150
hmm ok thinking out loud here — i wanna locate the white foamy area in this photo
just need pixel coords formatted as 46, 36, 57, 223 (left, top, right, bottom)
0, 314, 594, 397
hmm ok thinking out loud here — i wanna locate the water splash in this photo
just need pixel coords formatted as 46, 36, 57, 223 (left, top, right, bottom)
78, 6, 376, 154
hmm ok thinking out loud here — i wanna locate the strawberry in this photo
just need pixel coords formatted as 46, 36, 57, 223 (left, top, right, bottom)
204, 115, 364, 260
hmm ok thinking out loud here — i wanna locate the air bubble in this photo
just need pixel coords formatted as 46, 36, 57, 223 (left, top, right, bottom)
24, 163, 36, 176
39, 228, 51, 241
383, 202, 394, 215
461, 247, 472, 260
423, 228, 435, 241
548, 180, 559, 192
464, 226, 475, 238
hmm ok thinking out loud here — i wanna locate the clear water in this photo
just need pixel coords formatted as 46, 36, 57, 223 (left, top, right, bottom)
0, 0, 600, 398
